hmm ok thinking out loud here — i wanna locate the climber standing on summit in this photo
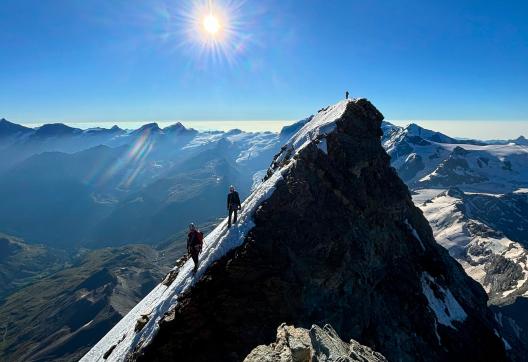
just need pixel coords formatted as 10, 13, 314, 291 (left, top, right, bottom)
227, 185, 241, 228
345, 90, 349, 100
187, 223, 203, 273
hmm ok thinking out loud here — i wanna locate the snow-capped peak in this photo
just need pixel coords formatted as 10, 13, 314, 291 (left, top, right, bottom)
288, 99, 351, 152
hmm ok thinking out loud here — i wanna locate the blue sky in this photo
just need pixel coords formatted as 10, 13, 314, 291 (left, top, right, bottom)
1, 0, 527, 123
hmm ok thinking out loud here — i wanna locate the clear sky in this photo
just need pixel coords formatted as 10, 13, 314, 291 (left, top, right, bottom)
1, 0, 528, 124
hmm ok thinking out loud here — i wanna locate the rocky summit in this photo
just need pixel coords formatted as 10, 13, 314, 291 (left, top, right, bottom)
243, 323, 386, 362
85, 99, 511, 362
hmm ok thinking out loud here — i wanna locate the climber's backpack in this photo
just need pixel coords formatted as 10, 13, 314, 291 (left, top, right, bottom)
194, 231, 204, 253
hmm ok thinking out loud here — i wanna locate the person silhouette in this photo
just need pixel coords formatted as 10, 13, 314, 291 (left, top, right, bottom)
187, 223, 203, 273
345, 91, 349, 100
227, 185, 241, 228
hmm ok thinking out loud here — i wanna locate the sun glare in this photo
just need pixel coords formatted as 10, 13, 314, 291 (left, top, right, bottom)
175, 0, 252, 66
203, 14, 220, 35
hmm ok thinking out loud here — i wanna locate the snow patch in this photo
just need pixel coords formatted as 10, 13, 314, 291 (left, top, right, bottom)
421, 272, 467, 329
503, 337, 512, 351
494, 329, 512, 351
81, 320, 94, 329
404, 219, 426, 250
317, 138, 328, 155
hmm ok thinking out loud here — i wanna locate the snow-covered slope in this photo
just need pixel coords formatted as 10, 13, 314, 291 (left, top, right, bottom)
383, 122, 528, 193
418, 144, 528, 191
82, 100, 353, 362
417, 188, 528, 305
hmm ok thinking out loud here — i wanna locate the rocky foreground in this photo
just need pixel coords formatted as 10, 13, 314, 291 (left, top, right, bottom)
244, 323, 386, 362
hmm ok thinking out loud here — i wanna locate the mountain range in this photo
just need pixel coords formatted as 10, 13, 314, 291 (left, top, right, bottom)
0, 108, 527, 361
0, 118, 289, 248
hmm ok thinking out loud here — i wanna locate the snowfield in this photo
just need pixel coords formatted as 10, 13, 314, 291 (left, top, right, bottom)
383, 122, 528, 193
81, 100, 352, 362
417, 190, 528, 302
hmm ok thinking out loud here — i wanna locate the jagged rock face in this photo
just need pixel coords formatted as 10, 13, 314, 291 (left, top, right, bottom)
244, 323, 386, 362
461, 192, 528, 245
137, 100, 506, 362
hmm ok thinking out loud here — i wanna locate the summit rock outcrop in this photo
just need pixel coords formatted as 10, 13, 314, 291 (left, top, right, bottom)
243, 323, 387, 362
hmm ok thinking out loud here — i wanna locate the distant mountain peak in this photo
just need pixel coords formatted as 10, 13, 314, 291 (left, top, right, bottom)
131, 123, 163, 137
513, 135, 528, 145
452, 145, 469, 155
0, 118, 34, 136
405, 122, 422, 132
163, 122, 195, 135
33, 123, 81, 138
141, 122, 160, 130
225, 128, 242, 135
84, 125, 124, 136
163, 122, 185, 131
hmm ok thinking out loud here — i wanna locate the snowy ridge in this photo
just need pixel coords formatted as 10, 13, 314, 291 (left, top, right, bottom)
81, 100, 351, 361
82, 171, 283, 362
270, 100, 350, 170
289, 100, 349, 152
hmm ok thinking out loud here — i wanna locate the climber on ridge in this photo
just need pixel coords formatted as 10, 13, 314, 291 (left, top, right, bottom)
187, 223, 204, 273
227, 185, 241, 228
345, 90, 349, 100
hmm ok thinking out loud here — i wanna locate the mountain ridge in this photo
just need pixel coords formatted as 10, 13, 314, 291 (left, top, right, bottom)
83, 99, 511, 361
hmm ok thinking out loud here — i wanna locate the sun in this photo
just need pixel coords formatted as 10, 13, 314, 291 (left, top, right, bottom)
203, 14, 220, 35
175, 0, 251, 66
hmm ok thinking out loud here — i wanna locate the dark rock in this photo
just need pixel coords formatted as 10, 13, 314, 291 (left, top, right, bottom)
103, 344, 117, 360
135, 315, 150, 333
161, 256, 189, 286
484, 255, 524, 295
